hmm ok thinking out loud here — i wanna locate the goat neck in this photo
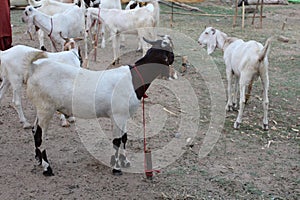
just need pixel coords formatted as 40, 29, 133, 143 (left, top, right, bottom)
31, 11, 52, 36
215, 30, 228, 51
130, 47, 174, 100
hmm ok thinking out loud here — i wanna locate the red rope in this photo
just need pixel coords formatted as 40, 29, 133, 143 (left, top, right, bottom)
48, 18, 58, 52
93, 7, 102, 61
97, 6, 101, 23
132, 66, 148, 150
132, 66, 160, 177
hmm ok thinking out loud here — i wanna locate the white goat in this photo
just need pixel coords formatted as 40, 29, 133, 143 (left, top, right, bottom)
27, 0, 79, 51
0, 38, 81, 128
86, 0, 122, 50
124, 0, 159, 52
25, 36, 174, 176
198, 27, 271, 130
22, 0, 87, 61
86, 0, 159, 64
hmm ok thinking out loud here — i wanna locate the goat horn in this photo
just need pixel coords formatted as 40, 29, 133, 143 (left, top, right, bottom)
59, 32, 69, 42
143, 37, 158, 45
73, 37, 83, 42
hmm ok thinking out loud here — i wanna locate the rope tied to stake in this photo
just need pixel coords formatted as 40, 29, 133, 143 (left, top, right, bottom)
132, 65, 160, 179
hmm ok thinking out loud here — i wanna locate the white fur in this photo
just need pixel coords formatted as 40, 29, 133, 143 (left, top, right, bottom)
86, 0, 159, 64
24, 36, 174, 174
87, 0, 122, 49
27, 0, 79, 50
198, 27, 271, 130
22, 0, 87, 59
0, 43, 80, 128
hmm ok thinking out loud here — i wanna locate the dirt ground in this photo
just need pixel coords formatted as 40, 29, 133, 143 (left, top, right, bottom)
0, 1, 299, 199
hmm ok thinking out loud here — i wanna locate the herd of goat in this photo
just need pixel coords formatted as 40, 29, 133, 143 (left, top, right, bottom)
0, 0, 271, 176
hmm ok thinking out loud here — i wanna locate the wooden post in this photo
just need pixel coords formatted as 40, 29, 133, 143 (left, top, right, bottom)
242, 0, 245, 29
260, 0, 264, 28
170, 2, 174, 28
251, 0, 260, 25
233, 0, 238, 27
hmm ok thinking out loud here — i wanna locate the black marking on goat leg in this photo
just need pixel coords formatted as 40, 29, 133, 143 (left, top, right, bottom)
43, 166, 54, 176
263, 124, 269, 131
41, 46, 47, 51
78, 48, 83, 66
34, 125, 42, 148
41, 150, 49, 163
35, 148, 42, 165
121, 133, 127, 149
112, 138, 121, 150
42, 150, 54, 176
112, 168, 123, 176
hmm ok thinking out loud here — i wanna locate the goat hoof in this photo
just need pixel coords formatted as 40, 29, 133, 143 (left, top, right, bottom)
43, 166, 54, 176
112, 169, 123, 176
234, 121, 240, 129
119, 154, 130, 168
61, 121, 70, 127
23, 122, 32, 129
121, 161, 130, 168
232, 103, 238, 111
226, 105, 233, 112
41, 46, 47, 51
112, 59, 120, 66
67, 117, 76, 123
263, 124, 269, 131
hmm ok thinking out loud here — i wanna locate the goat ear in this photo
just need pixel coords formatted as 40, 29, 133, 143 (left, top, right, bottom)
207, 33, 217, 55
211, 28, 216, 35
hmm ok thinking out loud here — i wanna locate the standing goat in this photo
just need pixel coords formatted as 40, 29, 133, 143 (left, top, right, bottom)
27, 0, 79, 51
25, 35, 174, 176
87, 0, 122, 50
86, 0, 159, 64
198, 27, 271, 130
0, 38, 81, 128
22, 0, 87, 61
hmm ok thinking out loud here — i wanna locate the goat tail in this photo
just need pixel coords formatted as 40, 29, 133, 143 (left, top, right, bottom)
23, 51, 48, 84
258, 37, 272, 62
